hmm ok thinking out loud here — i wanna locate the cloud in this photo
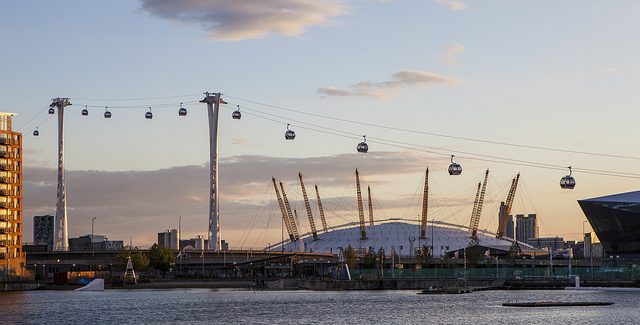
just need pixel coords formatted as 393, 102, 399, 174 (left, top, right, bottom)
22, 151, 443, 246
444, 43, 464, 65
317, 70, 459, 99
433, 0, 469, 11
139, 0, 349, 41
588, 67, 626, 75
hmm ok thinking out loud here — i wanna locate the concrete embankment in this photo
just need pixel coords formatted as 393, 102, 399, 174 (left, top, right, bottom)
1, 283, 43, 291
298, 278, 499, 290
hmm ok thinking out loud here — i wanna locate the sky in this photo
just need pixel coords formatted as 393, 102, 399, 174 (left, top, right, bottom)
2, 0, 639, 248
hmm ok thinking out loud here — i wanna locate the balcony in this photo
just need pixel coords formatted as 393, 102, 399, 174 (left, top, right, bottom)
0, 138, 12, 145
0, 202, 14, 209
0, 190, 11, 196
0, 177, 12, 184
0, 164, 12, 171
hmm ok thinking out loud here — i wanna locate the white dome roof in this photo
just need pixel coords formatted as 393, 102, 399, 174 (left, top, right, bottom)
271, 219, 533, 257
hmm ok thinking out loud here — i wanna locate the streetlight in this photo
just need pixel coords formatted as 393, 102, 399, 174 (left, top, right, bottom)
91, 217, 97, 257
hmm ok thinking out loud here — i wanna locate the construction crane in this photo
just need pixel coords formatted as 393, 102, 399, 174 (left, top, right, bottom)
279, 181, 300, 241
356, 169, 367, 240
272, 177, 295, 241
469, 169, 489, 245
367, 186, 374, 227
315, 185, 328, 232
298, 172, 318, 240
420, 168, 429, 239
496, 173, 520, 238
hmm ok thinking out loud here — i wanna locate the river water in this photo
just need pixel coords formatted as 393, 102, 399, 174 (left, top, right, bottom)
1, 289, 639, 324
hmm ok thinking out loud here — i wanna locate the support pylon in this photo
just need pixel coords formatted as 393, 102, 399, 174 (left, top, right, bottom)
200, 92, 223, 251
52, 98, 70, 251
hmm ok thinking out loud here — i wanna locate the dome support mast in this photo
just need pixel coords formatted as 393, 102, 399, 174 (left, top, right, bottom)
367, 186, 374, 227
299, 172, 318, 240
273, 177, 295, 241
356, 169, 367, 240
420, 168, 429, 239
469, 169, 489, 245
280, 181, 300, 241
497, 173, 520, 238
315, 185, 328, 232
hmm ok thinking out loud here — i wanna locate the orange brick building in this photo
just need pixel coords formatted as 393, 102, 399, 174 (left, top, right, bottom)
0, 113, 25, 280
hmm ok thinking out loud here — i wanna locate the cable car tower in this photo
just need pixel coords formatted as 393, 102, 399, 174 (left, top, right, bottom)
50, 98, 71, 251
200, 92, 225, 251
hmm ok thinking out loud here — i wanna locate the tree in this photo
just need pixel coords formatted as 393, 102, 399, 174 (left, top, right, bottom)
148, 243, 176, 273
117, 246, 150, 271
416, 245, 431, 267
343, 245, 357, 269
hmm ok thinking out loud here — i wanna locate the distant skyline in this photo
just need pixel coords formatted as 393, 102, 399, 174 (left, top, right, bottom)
2, 1, 639, 247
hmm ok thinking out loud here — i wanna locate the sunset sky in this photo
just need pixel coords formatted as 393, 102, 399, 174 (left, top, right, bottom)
2, 0, 639, 247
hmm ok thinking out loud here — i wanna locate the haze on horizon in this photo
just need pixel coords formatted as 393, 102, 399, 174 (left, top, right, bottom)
2, 0, 639, 248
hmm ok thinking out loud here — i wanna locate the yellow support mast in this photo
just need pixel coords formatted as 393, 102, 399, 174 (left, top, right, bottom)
299, 172, 318, 240
356, 169, 367, 240
469, 169, 489, 244
272, 177, 295, 241
497, 173, 520, 238
420, 168, 429, 239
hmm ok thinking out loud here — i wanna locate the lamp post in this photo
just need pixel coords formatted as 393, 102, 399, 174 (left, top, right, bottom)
91, 217, 97, 257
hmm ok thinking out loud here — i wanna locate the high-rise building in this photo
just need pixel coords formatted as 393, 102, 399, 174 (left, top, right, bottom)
527, 236, 564, 252
506, 217, 514, 240
158, 229, 179, 250
515, 214, 538, 243
498, 203, 514, 239
0, 113, 25, 279
584, 232, 592, 258
33, 215, 54, 248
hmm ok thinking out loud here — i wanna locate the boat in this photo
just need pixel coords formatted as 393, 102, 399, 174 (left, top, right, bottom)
417, 286, 473, 294
503, 301, 613, 307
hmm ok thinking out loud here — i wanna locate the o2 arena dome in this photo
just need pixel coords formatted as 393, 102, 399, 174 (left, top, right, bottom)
271, 218, 534, 257
268, 170, 536, 257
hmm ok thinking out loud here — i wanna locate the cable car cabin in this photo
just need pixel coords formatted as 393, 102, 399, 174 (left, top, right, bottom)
33, 128, 39, 136
232, 105, 241, 120
104, 110, 112, 118
145, 111, 153, 119
357, 135, 368, 153
48, 108, 55, 114
285, 124, 296, 140
448, 163, 462, 175
81, 108, 89, 116
448, 155, 462, 175
357, 142, 368, 153
285, 130, 296, 140
178, 103, 187, 116
560, 175, 576, 189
